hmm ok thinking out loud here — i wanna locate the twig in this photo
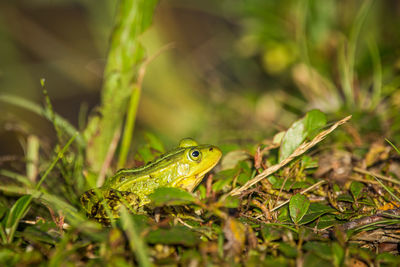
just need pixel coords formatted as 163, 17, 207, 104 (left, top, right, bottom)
97, 128, 122, 187
339, 208, 400, 231
353, 167, 400, 185
348, 175, 379, 185
229, 115, 351, 196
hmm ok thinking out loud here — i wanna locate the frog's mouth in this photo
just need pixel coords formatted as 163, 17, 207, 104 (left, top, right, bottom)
177, 161, 221, 192
174, 145, 222, 192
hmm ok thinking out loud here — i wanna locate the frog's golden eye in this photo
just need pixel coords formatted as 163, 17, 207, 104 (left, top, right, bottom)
188, 149, 201, 161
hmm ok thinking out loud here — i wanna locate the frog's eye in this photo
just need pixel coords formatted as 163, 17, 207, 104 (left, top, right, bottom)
188, 149, 202, 161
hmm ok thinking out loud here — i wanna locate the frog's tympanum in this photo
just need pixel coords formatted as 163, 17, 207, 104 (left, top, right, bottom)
80, 138, 222, 222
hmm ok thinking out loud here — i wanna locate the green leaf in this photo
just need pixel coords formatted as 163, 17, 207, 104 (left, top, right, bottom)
85, 0, 160, 173
337, 194, 354, 203
4, 195, 33, 243
279, 110, 327, 162
0, 94, 84, 147
374, 176, 400, 203
144, 132, 165, 153
119, 207, 151, 267
137, 146, 156, 163
219, 195, 240, 208
350, 181, 365, 200
331, 242, 344, 267
303, 252, 332, 267
289, 194, 310, 224
146, 226, 199, 246
316, 214, 339, 229
5, 195, 32, 229
261, 225, 285, 242
303, 241, 332, 260
299, 203, 336, 225
278, 243, 298, 258
149, 187, 197, 206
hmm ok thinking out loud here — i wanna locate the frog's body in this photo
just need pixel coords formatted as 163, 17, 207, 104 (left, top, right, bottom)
80, 138, 222, 222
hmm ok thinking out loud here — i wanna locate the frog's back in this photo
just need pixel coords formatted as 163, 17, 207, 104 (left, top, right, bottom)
106, 147, 186, 190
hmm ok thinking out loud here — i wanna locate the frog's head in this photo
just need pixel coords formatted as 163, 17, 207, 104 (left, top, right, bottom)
173, 138, 222, 192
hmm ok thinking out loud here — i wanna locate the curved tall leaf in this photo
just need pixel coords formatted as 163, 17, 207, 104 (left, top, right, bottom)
85, 0, 159, 174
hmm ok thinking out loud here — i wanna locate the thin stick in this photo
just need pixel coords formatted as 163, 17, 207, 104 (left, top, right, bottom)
348, 175, 379, 185
353, 167, 400, 185
270, 180, 326, 212
97, 128, 122, 187
229, 115, 351, 196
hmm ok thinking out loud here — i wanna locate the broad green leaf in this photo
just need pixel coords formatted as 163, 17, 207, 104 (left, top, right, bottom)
220, 150, 250, 170
301, 155, 319, 169
277, 206, 291, 223
350, 181, 365, 200
5, 195, 32, 229
137, 146, 156, 163
269, 177, 311, 191
144, 132, 165, 153
337, 194, 354, 203
289, 194, 310, 224
299, 203, 336, 225
303, 252, 332, 267
261, 225, 285, 242
212, 177, 234, 193
331, 242, 344, 267
278, 243, 298, 258
21, 226, 58, 245
376, 252, 400, 264
219, 195, 240, 208
4, 195, 32, 243
149, 187, 196, 206
146, 226, 199, 246
316, 214, 338, 229
303, 242, 332, 260
279, 110, 327, 162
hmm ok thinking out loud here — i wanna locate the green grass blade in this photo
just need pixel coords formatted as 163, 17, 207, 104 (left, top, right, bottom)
0, 94, 85, 147
374, 176, 400, 203
385, 139, 400, 155
120, 207, 151, 267
0, 169, 32, 187
368, 36, 382, 109
342, 0, 374, 108
1, 134, 76, 243
118, 85, 141, 169
36, 134, 76, 190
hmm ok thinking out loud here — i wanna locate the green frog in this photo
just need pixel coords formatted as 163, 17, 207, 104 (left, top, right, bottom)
80, 138, 222, 222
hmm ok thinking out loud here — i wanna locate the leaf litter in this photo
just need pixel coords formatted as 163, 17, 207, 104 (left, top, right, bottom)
2, 112, 400, 266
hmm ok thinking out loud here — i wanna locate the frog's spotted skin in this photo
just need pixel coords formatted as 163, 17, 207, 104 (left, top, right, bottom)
80, 138, 222, 222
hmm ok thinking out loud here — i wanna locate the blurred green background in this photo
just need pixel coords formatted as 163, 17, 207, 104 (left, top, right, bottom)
1, 0, 400, 158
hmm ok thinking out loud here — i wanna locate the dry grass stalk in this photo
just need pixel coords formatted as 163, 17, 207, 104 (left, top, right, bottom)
229, 115, 352, 196
353, 167, 400, 185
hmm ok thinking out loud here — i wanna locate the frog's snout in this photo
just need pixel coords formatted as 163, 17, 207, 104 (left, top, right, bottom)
208, 145, 222, 163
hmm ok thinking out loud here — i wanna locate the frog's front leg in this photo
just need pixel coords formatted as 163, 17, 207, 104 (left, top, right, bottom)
80, 188, 140, 222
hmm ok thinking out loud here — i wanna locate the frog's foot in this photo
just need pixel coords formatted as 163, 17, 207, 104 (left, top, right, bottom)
80, 188, 140, 223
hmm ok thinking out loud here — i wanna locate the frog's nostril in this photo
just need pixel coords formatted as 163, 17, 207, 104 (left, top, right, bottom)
209, 147, 213, 151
